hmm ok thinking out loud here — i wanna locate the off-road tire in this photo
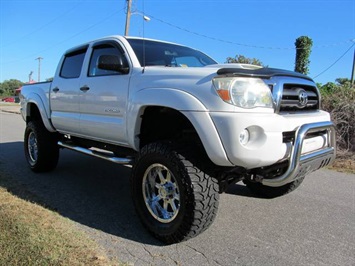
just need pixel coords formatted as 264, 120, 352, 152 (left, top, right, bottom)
131, 141, 219, 244
243, 176, 305, 198
24, 120, 59, 172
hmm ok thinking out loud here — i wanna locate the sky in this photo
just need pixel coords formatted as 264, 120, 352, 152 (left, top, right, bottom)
0, 0, 354, 85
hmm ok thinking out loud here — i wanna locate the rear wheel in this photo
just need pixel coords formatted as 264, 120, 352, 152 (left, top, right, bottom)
24, 120, 59, 172
243, 176, 305, 198
131, 142, 219, 244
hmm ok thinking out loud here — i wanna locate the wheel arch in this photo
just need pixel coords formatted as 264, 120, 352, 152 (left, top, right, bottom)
127, 88, 232, 166
137, 106, 198, 148
24, 95, 56, 132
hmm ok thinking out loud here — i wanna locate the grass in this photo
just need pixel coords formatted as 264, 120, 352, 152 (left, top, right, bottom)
329, 152, 355, 174
0, 174, 120, 266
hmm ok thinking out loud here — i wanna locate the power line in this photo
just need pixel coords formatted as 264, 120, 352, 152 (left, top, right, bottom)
136, 11, 355, 79
3, 8, 124, 65
313, 43, 355, 79
139, 10, 354, 50
1, 2, 82, 48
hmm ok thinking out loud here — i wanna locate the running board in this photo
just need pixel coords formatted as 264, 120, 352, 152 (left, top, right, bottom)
58, 141, 133, 165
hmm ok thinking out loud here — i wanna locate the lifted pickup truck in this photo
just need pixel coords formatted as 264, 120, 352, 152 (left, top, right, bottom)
20, 35, 336, 244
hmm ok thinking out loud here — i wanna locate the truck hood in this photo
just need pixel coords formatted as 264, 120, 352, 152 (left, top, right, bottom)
205, 63, 313, 81
136, 64, 313, 91
215, 66, 313, 81
141, 63, 311, 80
131, 64, 314, 112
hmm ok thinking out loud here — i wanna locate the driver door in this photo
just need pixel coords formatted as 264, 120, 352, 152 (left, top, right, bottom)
78, 41, 130, 145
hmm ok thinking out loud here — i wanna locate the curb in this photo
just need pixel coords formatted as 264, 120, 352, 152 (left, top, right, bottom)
0, 110, 20, 115
0, 109, 21, 115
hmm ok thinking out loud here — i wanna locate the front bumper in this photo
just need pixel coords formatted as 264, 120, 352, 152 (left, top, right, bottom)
261, 121, 336, 187
210, 111, 334, 168
208, 111, 336, 186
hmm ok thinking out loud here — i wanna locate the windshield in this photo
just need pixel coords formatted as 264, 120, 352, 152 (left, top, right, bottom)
127, 38, 217, 67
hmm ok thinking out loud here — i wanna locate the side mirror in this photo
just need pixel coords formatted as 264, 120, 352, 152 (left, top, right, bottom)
98, 55, 129, 74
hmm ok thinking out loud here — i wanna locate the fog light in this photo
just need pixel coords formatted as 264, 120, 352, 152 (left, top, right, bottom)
239, 129, 250, 146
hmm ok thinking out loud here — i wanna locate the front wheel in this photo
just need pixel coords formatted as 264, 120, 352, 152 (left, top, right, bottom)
24, 120, 59, 172
131, 142, 219, 244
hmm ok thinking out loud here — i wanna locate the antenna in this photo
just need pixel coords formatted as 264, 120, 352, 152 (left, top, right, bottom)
142, 0, 146, 73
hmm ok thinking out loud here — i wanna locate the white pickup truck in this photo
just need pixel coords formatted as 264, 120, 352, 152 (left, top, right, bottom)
20, 35, 336, 243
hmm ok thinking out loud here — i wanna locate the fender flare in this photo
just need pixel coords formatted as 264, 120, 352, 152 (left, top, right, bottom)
23, 92, 56, 132
127, 88, 233, 166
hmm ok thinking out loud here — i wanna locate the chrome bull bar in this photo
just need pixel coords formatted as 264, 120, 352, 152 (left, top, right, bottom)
262, 121, 336, 187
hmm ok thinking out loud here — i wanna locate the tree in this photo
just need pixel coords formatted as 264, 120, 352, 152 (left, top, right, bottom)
0, 79, 24, 96
226, 55, 266, 67
320, 79, 355, 151
318, 78, 352, 95
294, 36, 313, 75
319, 81, 339, 95
335, 78, 351, 86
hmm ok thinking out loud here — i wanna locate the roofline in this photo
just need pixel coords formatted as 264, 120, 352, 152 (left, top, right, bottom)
124, 35, 184, 47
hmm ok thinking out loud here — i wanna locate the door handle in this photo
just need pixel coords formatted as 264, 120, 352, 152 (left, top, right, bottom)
52, 87, 59, 92
80, 86, 90, 92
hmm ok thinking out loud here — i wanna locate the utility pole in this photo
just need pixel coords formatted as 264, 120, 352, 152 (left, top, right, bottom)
35, 57, 43, 82
29, 71, 33, 83
124, 0, 132, 36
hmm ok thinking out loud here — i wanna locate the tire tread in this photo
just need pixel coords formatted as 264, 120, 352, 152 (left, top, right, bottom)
24, 120, 59, 172
131, 141, 219, 244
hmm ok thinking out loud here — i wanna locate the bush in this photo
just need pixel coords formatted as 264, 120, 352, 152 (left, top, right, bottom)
320, 80, 355, 152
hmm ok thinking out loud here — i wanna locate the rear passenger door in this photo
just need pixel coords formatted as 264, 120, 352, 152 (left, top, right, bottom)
50, 46, 88, 134
78, 41, 130, 144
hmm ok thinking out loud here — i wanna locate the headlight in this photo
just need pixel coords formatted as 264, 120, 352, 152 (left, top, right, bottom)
212, 77, 273, 109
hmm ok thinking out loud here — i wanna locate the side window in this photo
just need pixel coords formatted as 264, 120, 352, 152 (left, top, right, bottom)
60, 48, 87, 78
88, 44, 128, 77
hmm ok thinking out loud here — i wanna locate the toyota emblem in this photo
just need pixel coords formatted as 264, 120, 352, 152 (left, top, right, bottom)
298, 89, 308, 107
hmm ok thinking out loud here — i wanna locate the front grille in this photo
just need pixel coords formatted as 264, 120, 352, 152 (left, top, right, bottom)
283, 131, 295, 143
280, 84, 319, 112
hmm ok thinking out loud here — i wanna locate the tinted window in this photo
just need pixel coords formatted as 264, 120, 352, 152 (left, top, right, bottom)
60, 49, 86, 78
127, 39, 217, 67
88, 44, 127, 77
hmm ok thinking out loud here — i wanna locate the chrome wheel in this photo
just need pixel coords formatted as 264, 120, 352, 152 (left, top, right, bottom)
142, 163, 180, 223
24, 121, 59, 172
27, 131, 38, 164
132, 142, 220, 243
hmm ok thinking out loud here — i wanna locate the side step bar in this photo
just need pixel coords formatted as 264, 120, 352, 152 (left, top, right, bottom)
58, 141, 133, 165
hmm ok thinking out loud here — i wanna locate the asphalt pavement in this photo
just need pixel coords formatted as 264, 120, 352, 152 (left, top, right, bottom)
0, 111, 354, 266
